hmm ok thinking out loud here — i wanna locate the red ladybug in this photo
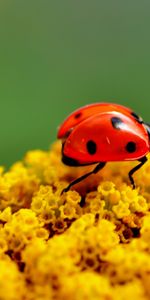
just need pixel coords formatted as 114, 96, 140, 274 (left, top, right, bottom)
58, 103, 150, 193
57, 103, 143, 139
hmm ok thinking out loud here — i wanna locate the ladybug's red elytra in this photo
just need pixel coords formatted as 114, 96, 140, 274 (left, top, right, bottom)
57, 103, 150, 194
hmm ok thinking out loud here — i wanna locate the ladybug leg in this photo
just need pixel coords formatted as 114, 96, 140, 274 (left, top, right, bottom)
61, 162, 106, 194
128, 156, 147, 189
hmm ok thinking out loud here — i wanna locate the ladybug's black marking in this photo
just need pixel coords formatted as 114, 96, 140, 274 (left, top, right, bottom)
131, 111, 143, 124
63, 128, 73, 138
125, 141, 136, 153
62, 154, 80, 166
86, 140, 97, 155
144, 123, 150, 140
74, 112, 82, 119
111, 117, 123, 130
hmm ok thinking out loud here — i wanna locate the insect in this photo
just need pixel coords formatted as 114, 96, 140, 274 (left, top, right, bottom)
57, 103, 150, 194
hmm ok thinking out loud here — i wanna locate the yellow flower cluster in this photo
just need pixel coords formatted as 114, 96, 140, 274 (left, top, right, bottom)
0, 141, 150, 299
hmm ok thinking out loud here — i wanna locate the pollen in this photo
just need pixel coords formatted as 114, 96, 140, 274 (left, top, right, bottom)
0, 141, 150, 299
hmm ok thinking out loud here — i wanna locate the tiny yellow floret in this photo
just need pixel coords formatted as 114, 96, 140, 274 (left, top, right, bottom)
0, 141, 149, 300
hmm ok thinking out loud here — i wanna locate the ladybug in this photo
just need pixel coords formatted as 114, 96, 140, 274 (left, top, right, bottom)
57, 103, 143, 139
57, 103, 150, 193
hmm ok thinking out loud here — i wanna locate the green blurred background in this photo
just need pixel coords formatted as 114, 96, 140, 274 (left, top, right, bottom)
0, 0, 150, 166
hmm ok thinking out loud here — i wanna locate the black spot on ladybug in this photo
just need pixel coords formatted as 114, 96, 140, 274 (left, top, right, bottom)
125, 141, 136, 153
63, 128, 73, 139
86, 140, 97, 155
74, 112, 82, 119
111, 117, 123, 130
131, 112, 143, 124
